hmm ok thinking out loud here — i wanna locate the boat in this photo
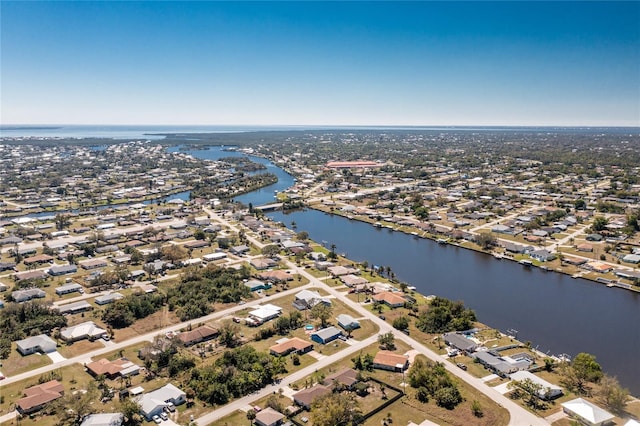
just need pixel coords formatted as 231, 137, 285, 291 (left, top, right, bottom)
437, 238, 448, 245
519, 259, 533, 267
493, 253, 503, 259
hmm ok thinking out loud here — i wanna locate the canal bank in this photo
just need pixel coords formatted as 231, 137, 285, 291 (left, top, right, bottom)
266, 208, 640, 395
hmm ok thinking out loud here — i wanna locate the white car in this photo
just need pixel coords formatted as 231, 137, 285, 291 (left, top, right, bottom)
160, 412, 168, 421
152, 415, 162, 424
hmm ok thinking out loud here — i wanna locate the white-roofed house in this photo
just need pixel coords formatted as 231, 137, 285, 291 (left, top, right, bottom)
248, 304, 282, 325
16, 334, 57, 355
137, 383, 186, 420
80, 413, 124, 426
561, 398, 614, 426
60, 321, 106, 342
292, 289, 331, 310
509, 370, 563, 400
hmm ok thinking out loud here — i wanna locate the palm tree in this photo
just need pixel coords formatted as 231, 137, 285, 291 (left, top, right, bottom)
246, 408, 256, 425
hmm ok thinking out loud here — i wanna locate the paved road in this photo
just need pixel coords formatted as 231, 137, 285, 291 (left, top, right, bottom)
0, 282, 313, 387
194, 335, 379, 425
201, 209, 549, 426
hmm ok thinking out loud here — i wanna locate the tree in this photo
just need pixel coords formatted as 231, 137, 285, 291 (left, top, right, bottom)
246, 408, 256, 425
54, 381, 99, 425
261, 244, 280, 258
392, 315, 410, 331
310, 392, 362, 426
416, 297, 476, 333
119, 398, 143, 426
161, 244, 188, 263
310, 302, 333, 328
592, 216, 609, 232
508, 378, 544, 410
377, 332, 395, 350
434, 386, 463, 410
471, 400, 483, 418
55, 213, 71, 231
597, 375, 630, 413
561, 352, 603, 394
328, 243, 337, 260
476, 233, 497, 250
296, 231, 309, 241
219, 320, 241, 347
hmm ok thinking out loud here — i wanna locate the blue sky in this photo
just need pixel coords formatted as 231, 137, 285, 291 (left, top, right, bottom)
1, 1, 639, 126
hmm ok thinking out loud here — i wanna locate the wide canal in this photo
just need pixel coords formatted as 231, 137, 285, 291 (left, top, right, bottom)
177, 146, 640, 393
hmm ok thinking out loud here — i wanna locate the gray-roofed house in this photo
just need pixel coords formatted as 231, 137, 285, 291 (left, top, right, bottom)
473, 350, 531, 376
56, 301, 93, 315
16, 334, 57, 355
529, 249, 555, 262
230, 245, 250, 255
244, 279, 271, 292
336, 314, 360, 331
444, 332, 478, 353
12, 288, 46, 303
311, 326, 343, 345
95, 292, 124, 305
293, 289, 331, 310
55, 282, 84, 296
48, 264, 78, 276
137, 384, 186, 420
80, 413, 124, 426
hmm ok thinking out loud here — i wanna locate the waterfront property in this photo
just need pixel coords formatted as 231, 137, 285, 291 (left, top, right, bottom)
509, 371, 563, 400
561, 398, 614, 426
444, 332, 478, 353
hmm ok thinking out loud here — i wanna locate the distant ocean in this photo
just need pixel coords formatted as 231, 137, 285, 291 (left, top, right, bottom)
1, 124, 638, 139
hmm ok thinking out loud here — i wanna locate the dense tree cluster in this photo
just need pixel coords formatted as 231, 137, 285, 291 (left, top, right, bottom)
102, 293, 164, 328
0, 301, 66, 358
408, 356, 463, 409
311, 392, 362, 426
416, 297, 476, 334
166, 265, 251, 321
187, 346, 286, 405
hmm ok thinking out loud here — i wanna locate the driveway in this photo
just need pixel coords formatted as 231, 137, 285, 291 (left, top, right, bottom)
47, 351, 66, 363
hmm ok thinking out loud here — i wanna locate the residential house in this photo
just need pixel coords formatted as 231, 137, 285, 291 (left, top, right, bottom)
258, 270, 293, 282
443, 332, 478, 353
336, 314, 360, 331
327, 265, 359, 277
86, 358, 141, 379
177, 325, 219, 346
137, 384, 186, 420
248, 304, 282, 325
12, 287, 46, 302
311, 326, 342, 345
244, 279, 271, 292
23, 254, 54, 266
293, 384, 331, 410
56, 300, 93, 315
60, 321, 107, 342
373, 291, 406, 308
16, 334, 57, 355
95, 292, 124, 305
269, 337, 313, 357
509, 371, 563, 400
373, 351, 409, 372
80, 413, 124, 426
16, 380, 64, 414
561, 398, 614, 426
230, 245, 250, 255
340, 274, 369, 287
250, 257, 278, 270
254, 407, 285, 426
292, 289, 331, 310
472, 350, 532, 377
80, 259, 109, 270
322, 368, 359, 390
529, 249, 555, 262
48, 264, 78, 276
55, 282, 84, 295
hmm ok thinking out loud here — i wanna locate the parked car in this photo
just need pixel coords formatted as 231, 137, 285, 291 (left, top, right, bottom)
152, 415, 162, 424
160, 412, 168, 421
456, 362, 468, 371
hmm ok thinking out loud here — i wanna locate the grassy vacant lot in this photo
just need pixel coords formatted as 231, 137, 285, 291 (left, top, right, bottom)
56, 338, 105, 359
